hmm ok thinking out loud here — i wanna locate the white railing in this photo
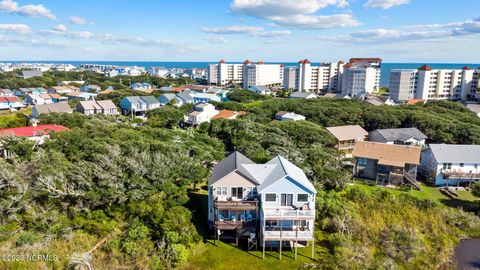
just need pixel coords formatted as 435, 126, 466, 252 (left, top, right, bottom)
263, 229, 313, 240
263, 209, 315, 219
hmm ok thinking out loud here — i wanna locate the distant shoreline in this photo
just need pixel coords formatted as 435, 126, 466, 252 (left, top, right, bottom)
2, 61, 478, 87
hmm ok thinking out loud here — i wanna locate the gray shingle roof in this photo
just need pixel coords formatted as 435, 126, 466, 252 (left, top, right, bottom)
34, 103, 72, 114
290, 92, 317, 98
139, 95, 159, 105
208, 151, 316, 193
429, 144, 480, 163
370, 128, 427, 142
96, 100, 117, 110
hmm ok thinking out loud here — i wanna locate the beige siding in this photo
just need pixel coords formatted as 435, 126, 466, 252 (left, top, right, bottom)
212, 171, 256, 200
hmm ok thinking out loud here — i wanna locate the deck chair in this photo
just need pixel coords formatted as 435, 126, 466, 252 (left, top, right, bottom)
231, 215, 236, 222
219, 215, 225, 222
240, 214, 246, 221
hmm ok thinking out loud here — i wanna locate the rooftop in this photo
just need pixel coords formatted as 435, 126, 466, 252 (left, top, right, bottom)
353, 141, 421, 167
0, 124, 68, 137
429, 144, 480, 164
326, 125, 368, 141
369, 127, 428, 142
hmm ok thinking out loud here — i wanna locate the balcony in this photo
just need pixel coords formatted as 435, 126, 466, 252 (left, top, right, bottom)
214, 220, 257, 230
214, 199, 259, 210
337, 143, 356, 150
263, 209, 315, 220
263, 228, 313, 241
441, 170, 480, 180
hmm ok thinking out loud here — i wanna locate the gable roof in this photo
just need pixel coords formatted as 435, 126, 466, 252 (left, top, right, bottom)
208, 151, 256, 185
326, 125, 368, 141
78, 100, 102, 110
370, 128, 427, 142
428, 144, 480, 164
34, 103, 72, 114
0, 124, 68, 137
209, 151, 316, 193
140, 95, 159, 105
257, 156, 315, 193
290, 92, 318, 98
466, 104, 480, 114
353, 141, 421, 167
96, 100, 117, 110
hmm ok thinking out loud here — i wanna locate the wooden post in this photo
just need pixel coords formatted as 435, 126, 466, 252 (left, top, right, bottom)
262, 239, 265, 260
311, 239, 314, 259
295, 227, 298, 260
279, 222, 282, 260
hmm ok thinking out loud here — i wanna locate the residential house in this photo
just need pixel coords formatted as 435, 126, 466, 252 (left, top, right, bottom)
0, 96, 23, 110
353, 141, 422, 189
185, 103, 219, 125
67, 92, 97, 101
289, 92, 318, 99
362, 94, 396, 106
158, 93, 184, 106
0, 89, 14, 97
32, 103, 73, 118
24, 94, 54, 105
248, 86, 271, 95
369, 128, 428, 147
207, 88, 229, 101
326, 125, 368, 157
76, 100, 118, 116
0, 124, 68, 144
22, 70, 43, 79
190, 92, 222, 103
275, 111, 306, 121
208, 152, 316, 259
421, 144, 480, 186
15, 87, 47, 97
80, 85, 102, 93
49, 86, 75, 95
466, 104, 480, 117
130, 83, 153, 91
211, 110, 245, 120
49, 94, 68, 103
120, 96, 160, 116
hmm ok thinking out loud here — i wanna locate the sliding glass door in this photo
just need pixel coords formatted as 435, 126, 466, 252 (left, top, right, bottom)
280, 193, 293, 207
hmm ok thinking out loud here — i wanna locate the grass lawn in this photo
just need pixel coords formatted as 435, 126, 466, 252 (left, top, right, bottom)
350, 180, 478, 209
184, 190, 323, 270
0, 108, 31, 128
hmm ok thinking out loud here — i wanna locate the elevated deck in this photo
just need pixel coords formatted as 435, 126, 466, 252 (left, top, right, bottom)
263, 209, 315, 220
263, 229, 313, 241
214, 200, 259, 210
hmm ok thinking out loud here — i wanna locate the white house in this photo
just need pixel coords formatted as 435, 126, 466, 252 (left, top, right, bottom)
289, 92, 318, 99
208, 152, 316, 259
130, 83, 153, 91
421, 144, 480, 186
185, 103, 219, 125
275, 111, 306, 121
248, 86, 272, 95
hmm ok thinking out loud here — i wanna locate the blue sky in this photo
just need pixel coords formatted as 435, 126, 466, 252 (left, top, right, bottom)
0, 0, 479, 62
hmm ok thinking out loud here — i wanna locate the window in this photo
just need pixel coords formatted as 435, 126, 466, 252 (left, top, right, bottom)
265, 193, 276, 202
297, 194, 309, 202
281, 194, 293, 206
266, 220, 278, 227
231, 187, 243, 199
443, 163, 452, 170
216, 187, 227, 195
358, 158, 368, 166
460, 163, 464, 167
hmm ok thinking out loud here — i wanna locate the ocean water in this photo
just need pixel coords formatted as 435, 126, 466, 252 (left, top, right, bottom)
5, 61, 479, 87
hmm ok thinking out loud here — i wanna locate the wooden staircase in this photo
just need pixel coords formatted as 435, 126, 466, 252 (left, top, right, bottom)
403, 173, 422, 190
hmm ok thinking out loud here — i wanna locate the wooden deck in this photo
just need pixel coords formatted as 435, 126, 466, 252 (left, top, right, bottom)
214, 200, 259, 210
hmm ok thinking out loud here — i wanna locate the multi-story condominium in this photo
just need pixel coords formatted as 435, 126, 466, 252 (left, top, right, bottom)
242, 60, 284, 88
283, 67, 297, 90
389, 65, 480, 102
353, 141, 422, 189
341, 58, 382, 97
295, 59, 344, 93
326, 125, 368, 157
420, 144, 480, 186
208, 152, 316, 259
208, 60, 284, 87
208, 60, 243, 86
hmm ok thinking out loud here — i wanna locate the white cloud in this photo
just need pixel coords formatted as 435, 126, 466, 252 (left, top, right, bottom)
201, 25, 263, 35
364, 0, 410, 9
201, 25, 291, 37
53, 24, 67, 32
318, 17, 480, 43
0, 23, 30, 35
69, 16, 90, 25
205, 36, 228, 44
230, 0, 357, 29
231, 0, 348, 18
273, 14, 360, 29
0, 0, 56, 19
